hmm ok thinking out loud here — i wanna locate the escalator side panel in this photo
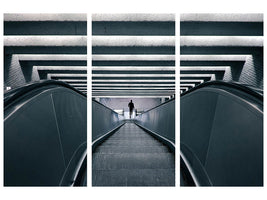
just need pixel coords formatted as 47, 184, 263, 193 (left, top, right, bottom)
135, 99, 175, 145
4, 93, 66, 186
181, 91, 219, 164
204, 94, 263, 186
181, 86, 263, 186
52, 89, 87, 165
92, 100, 123, 142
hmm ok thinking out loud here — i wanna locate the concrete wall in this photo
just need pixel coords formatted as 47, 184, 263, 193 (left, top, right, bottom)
4, 54, 41, 89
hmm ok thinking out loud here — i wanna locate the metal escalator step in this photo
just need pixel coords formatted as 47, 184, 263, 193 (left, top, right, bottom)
92, 122, 175, 186
100, 140, 163, 146
94, 145, 170, 153
92, 153, 174, 170
92, 169, 175, 186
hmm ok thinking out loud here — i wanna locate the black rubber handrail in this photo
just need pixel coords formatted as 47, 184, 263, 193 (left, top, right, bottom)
180, 81, 263, 102
141, 97, 175, 114
4, 80, 87, 108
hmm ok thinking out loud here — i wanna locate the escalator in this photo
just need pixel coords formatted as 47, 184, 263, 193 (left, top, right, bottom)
180, 81, 263, 186
93, 121, 175, 186
4, 80, 87, 186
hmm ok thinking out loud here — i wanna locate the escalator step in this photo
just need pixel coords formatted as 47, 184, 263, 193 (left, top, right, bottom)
92, 122, 175, 186
93, 169, 175, 186
93, 153, 174, 170
94, 145, 170, 153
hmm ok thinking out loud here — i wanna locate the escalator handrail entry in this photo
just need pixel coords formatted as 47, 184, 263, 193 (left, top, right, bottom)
180, 81, 263, 102
4, 80, 86, 108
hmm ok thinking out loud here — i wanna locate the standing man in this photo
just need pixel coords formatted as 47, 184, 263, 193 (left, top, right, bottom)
128, 100, 135, 119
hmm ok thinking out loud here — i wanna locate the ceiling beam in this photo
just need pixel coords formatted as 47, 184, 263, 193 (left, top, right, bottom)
180, 66, 230, 71
4, 13, 87, 21
92, 36, 175, 46
48, 74, 87, 79
92, 55, 175, 61
180, 87, 189, 91
92, 84, 175, 87
92, 95, 171, 98
180, 79, 204, 83
4, 36, 87, 46
92, 14, 175, 22
57, 79, 87, 82
92, 87, 175, 90
180, 84, 195, 87
92, 66, 174, 71
92, 80, 175, 83
92, 74, 175, 78
17, 54, 87, 61
180, 55, 248, 61
180, 13, 263, 22
36, 66, 87, 70
180, 36, 263, 47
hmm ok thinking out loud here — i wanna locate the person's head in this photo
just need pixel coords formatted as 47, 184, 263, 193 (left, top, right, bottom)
130, 100, 132, 102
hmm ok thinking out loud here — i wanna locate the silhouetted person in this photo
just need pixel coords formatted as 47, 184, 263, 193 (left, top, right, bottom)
128, 100, 134, 119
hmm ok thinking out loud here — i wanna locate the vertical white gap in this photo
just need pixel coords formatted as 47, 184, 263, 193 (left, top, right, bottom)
176, 13, 180, 187
87, 13, 92, 187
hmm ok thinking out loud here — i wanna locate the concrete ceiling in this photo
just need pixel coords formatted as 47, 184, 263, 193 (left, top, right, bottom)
180, 13, 263, 93
92, 13, 175, 98
4, 13, 87, 94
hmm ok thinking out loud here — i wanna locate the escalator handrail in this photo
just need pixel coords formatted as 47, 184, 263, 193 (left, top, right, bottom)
4, 80, 86, 108
180, 81, 263, 101
140, 97, 175, 115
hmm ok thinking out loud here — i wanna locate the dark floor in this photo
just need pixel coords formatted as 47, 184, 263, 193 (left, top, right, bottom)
92, 122, 175, 186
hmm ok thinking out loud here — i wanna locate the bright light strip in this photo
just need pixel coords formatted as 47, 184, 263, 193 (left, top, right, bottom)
180, 74, 214, 77
92, 84, 175, 86
180, 84, 195, 87
92, 74, 175, 77
92, 95, 171, 98
57, 79, 87, 82
180, 87, 189, 91
180, 55, 248, 61
92, 92, 174, 95
74, 87, 88, 90
180, 13, 263, 22
48, 74, 87, 78
180, 79, 204, 83
69, 84, 87, 86
92, 67, 175, 71
180, 36, 263, 47
92, 14, 175, 21
5, 36, 87, 46
92, 36, 175, 46
92, 87, 175, 90
36, 66, 87, 70
17, 54, 87, 61
92, 90, 174, 92
92, 55, 175, 61
4, 13, 87, 21
180, 66, 229, 71
92, 80, 175, 83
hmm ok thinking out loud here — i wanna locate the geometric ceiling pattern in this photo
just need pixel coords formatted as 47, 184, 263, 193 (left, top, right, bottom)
92, 14, 175, 98
180, 13, 263, 93
4, 13, 87, 94
4, 14, 263, 97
